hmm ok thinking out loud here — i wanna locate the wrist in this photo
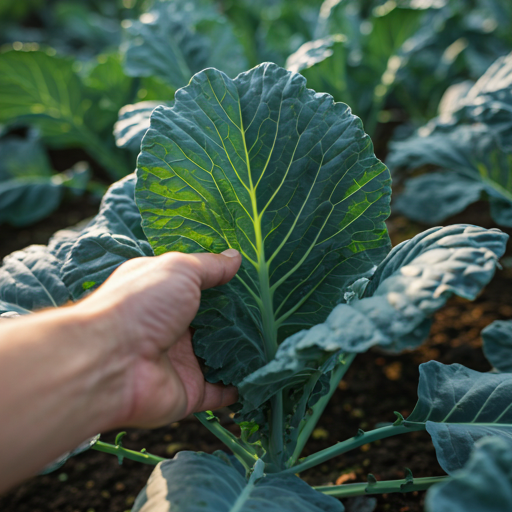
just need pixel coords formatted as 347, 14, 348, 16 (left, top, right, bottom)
51, 305, 134, 433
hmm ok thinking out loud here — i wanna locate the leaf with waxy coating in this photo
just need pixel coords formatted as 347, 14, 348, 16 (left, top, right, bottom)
405, 360, 512, 474
236, 225, 507, 421
389, 52, 512, 226
426, 437, 512, 512
132, 451, 343, 512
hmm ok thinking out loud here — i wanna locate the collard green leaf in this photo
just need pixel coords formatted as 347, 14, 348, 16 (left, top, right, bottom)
237, 225, 507, 418
0, 245, 71, 311
425, 437, 512, 512
0, 300, 29, 316
136, 63, 392, 392
405, 360, 512, 474
0, 49, 128, 179
114, 101, 171, 151
123, 0, 247, 90
132, 451, 343, 512
54, 174, 152, 299
392, 171, 485, 224
389, 52, 512, 226
482, 320, 512, 373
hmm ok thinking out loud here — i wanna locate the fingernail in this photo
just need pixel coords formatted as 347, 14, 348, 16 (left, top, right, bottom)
221, 248, 240, 258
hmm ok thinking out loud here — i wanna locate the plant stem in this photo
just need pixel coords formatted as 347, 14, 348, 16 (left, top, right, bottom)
289, 353, 356, 466
315, 475, 449, 498
284, 423, 426, 474
91, 441, 166, 465
195, 412, 259, 471
270, 391, 284, 467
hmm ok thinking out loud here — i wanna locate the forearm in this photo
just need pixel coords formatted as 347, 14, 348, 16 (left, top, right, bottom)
0, 307, 126, 493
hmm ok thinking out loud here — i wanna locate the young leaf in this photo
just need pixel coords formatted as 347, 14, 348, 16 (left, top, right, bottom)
136, 62, 391, 389
425, 437, 512, 512
405, 361, 512, 474
132, 451, 343, 512
482, 320, 512, 373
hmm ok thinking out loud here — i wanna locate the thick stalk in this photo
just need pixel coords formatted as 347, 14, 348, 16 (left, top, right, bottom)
92, 441, 165, 465
195, 412, 259, 471
289, 353, 356, 466
315, 475, 448, 498
284, 424, 426, 474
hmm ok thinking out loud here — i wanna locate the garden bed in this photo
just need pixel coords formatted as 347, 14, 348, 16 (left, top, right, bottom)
1, 202, 510, 512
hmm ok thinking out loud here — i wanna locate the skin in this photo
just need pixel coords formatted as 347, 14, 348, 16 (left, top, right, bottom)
0, 249, 241, 494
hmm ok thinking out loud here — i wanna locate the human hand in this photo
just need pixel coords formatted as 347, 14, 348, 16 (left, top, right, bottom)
74, 249, 242, 429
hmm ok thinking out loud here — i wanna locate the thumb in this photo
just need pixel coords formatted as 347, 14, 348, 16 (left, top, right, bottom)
188, 249, 242, 290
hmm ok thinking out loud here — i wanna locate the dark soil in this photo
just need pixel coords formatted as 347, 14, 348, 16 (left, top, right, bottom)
1, 188, 511, 512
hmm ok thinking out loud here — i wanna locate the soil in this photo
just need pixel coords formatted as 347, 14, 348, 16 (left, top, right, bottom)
0, 158, 511, 512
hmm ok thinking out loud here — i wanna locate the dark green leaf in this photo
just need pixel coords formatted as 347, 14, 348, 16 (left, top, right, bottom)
237, 225, 507, 419
426, 437, 512, 512
0, 245, 71, 311
0, 49, 128, 179
132, 451, 343, 512
389, 52, 512, 226
405, 361, 512, 473
123, 1, 247, 89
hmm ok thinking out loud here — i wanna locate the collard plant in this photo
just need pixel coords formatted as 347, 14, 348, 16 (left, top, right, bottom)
0, 63, 511, 511
388, 51, 512, 227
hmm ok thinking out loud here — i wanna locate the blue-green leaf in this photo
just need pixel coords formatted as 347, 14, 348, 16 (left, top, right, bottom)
405, 361, 512, 474
426, 437, 512, 512
136, 63, 391, 393
236, 225, 506, 419
123, 0, 247, 90
0, 245, 71, 311
482, 320, 512, 373
132, 451, 343, 512
54, 174, 153, 299
389, 52, 512, 226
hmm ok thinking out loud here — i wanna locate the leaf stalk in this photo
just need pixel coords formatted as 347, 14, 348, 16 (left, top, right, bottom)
315, 475, 449, 498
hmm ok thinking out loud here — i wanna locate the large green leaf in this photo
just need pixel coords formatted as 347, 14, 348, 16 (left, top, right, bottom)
426, 437, 512, 512
0, 49, 128, 179
389, 52, 512, 226
136, 63, 391, 392
237, 225, 507, 418
132, 451, 343, 512
405, 360, 512, 474
0, 174, 150, 310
